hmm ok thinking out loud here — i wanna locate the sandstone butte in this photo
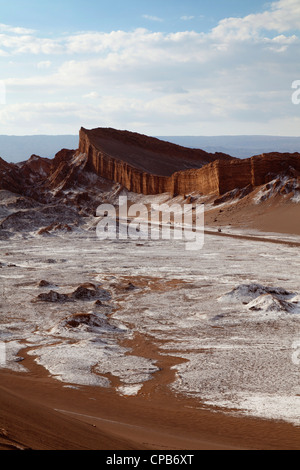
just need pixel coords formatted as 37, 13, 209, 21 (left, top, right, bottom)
78, 127, 300, 195
1, 127, 300, 197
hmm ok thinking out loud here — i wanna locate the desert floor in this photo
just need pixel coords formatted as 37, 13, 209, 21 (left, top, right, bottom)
0, 228, 299, 450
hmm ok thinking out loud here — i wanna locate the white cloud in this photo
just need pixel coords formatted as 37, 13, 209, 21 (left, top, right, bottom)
212, 0, 300, 41
0, 23, 35, 35
180, 16, 195, 21
1, 0, 300, 135
0, 1, 299, 57
142, 15, 163, 22
83, 91, 100, 99
1, 87, 300, 137
37, 60, 52, 69
0, 33, 63, 55
0, 80, 6, 105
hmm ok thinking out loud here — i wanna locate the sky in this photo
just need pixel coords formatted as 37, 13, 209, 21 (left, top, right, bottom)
0, 0, 300, 136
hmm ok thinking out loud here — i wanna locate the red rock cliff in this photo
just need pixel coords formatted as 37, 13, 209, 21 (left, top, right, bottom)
78, 127, 300, 196
217, 153, 300, 194
78, 127, 233, 195
2, 128, 299, 199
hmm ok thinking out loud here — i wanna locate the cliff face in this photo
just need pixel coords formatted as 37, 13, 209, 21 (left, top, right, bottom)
1, 128, 300, 200
79, 127, 233, 175
217, 153, 300, 195
79, 127, 232, 195
79, 127, 300, 196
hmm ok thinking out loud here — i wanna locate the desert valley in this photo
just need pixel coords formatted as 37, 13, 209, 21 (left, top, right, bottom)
0, 127, 299, 450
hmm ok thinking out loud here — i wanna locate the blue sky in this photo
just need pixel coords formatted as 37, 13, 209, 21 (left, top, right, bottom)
0, 0, 300, 136
1, 0, 267, 34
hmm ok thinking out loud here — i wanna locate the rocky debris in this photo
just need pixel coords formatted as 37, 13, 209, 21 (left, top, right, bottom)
62, 313, 106, 329
219, 283, 299, 316
55, 311, 119, 334
35, 283, 111, 303
0, 204, 81, 233
254, 173, 300, 204
219, 283, 292, 304
54, 223, 72, 232
71, 284, 111, 301
37, 223, 73, 236
214, 185, 253, 205
8, 195, 40, 211
37, 227, 52, 236
71, 286, 98, 300
185, 195, 198, 204
36, 290, 71, 303
125, 282, 138, 291
247, 294, 295, 313
38, 280, 54, 288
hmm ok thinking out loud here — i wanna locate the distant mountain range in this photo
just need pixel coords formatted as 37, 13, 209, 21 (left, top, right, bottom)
0, 135, 79, 163
160, 136, 300, 159
0, 134, 300, 163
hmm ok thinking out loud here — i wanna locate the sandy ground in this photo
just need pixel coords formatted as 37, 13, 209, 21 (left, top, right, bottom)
204, 193, 300, 236
1, 353, 299, 450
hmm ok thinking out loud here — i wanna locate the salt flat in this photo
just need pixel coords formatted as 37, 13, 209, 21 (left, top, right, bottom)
0, 229, 299, 426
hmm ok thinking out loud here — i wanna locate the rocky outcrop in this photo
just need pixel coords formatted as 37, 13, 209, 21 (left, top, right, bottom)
79, 127, 234, 195
79, 127, 233, 174
79, 127, 300, 195
216, 153, 300, 195
0, 154, 52, 197
35, 284, 111, 303
0, 157, 24, 193
18, 155, 52, 180
1, 127, 300, 200
45, 149, 84, 191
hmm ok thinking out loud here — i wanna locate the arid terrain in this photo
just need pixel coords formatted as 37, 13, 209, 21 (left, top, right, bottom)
0, 128, 299, 450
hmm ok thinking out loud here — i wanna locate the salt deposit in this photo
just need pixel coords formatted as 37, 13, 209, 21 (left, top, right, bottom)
0, 230, 299, 423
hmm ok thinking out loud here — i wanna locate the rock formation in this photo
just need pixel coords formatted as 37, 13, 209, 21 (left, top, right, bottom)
78, 127, 300, 196
79, 127, 234, 195
1, 127, 300, 201
0, 157, 24, 194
